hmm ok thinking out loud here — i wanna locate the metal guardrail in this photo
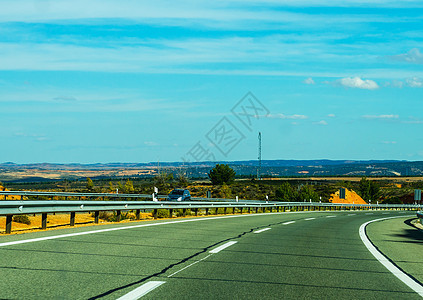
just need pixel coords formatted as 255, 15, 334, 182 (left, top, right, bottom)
0, 190, 421, 234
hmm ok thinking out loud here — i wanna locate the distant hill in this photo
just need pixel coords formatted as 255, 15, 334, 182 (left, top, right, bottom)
1, 159, 422, 182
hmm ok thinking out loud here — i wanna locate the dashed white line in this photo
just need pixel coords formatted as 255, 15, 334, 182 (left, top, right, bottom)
348, 214, 356, 216
359, 216, 423, 297
365, 213, 374, 215
168, 254, 212, 278
282, 221, 296, 225
326, 215, 336, 218
116, 281, 165, 300
254, 228, 271, 234
210, 241, 238, 253
304, 218, 316, 221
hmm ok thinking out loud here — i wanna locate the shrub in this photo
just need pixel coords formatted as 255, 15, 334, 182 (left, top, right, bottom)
13, 215, 31, 225
155, 209, 170, 218
92, 211, 134, 222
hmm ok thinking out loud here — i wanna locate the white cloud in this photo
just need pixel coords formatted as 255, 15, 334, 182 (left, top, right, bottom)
263, 113, 308, 120
144, 141, 158, 147
314, 120, 328, 125
406, 77, 423, 88
393, 48, 423, 64
303, 77, 315, 85
327, 114, 335, 117
337, 77, 379, 90
382, 141, 397, 144
362, 114, 399, 119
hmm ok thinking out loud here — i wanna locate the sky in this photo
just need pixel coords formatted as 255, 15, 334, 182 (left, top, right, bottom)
0, 0, 423, 164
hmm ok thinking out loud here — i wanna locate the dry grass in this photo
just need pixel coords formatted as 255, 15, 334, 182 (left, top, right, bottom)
0, 212, 153, 235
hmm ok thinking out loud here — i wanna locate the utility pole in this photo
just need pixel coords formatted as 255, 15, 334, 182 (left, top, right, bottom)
257, 132, 262, 180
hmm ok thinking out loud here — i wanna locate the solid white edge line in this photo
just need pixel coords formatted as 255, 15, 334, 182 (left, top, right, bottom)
209, 241, 238, 253
254, 228, 271, 234
116, 281, 165, 300
282, 221, 295, 225
359, 215, 423, 297
0, 212, 295, 247
304, 218, 316, 221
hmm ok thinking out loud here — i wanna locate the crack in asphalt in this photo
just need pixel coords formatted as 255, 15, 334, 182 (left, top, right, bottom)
88, 218, 295, 299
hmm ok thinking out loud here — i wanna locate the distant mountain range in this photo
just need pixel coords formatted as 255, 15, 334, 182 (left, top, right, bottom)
1, 160, 423, 182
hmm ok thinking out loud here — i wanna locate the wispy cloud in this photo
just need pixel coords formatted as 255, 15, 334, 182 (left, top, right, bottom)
336, 77, 379, 90
303, 77, 315, 85
392, 48, 423, 64
327, 114, 336, 117
406, 77, 423, 88
362, 114, 399, 119
262, 113, 308, 120
314, 120, 328, 125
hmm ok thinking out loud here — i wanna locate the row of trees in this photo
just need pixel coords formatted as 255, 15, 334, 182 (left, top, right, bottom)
275, 182, 320, 202
86, 178, 135, 194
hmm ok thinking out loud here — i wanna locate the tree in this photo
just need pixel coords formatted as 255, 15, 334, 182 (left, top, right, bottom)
208, 164, 236, 185
117, 182, 124, 194
124, 179, 135, 193
176, 168, 189, 187
108, 181, 115, 193
275, 182, 297, 202
86, 177, 94, 191
298, 185, 319, 202
358, 177, 381, 202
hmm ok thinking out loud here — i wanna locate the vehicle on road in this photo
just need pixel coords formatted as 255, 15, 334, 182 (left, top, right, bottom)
167, 189, 191, 201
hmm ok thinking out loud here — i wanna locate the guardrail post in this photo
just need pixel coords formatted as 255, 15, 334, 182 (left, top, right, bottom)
169, 209, 173, 218
183, 208, 187, 217
205, 208, 209, 216
233, 207, 236, 214
248, 207, 251, 213
240, 207, 243, 214
195, 208, 198, 216
255, 207, 258, 213
153, 209, 158, 219
94, 211, 100, 223
136, 209, 141, 220
6, 215, 12, 234
116, 210, 122, 222
42, 213, 47, 230
224, 207, 227, 215
70, 212, 76, 226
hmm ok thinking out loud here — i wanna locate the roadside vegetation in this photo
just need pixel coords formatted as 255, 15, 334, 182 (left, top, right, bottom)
2, 164, 422, 204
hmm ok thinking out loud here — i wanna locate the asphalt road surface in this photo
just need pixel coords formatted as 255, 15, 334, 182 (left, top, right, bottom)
0, 211, 421, 299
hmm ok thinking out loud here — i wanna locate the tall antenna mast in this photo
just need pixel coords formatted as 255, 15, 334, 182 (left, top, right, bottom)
257, 132, 262, 180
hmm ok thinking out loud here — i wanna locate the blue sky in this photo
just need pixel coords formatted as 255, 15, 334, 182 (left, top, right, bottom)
0, 0, 422, 164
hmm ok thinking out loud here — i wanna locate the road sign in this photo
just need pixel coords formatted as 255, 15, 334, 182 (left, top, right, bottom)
339, 188, 346, 199
414, 189, 421, 201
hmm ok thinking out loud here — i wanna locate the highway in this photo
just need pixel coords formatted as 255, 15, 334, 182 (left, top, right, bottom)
0, 211, 422, 299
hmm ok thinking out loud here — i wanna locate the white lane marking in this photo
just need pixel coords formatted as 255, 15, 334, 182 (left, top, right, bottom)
210, 241, 238, 253
116, 281, 165, 300
283, 221, 295, 225
0, 213, 296, 248
0, 210, 351, 248
359, 215, 423, 297
304, 218, 315, 221
348, 214, 356, 216
254, 228, 271, 234
168, 254, 212, 278
326, 215, 336, 218
365, 213, 374, 215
